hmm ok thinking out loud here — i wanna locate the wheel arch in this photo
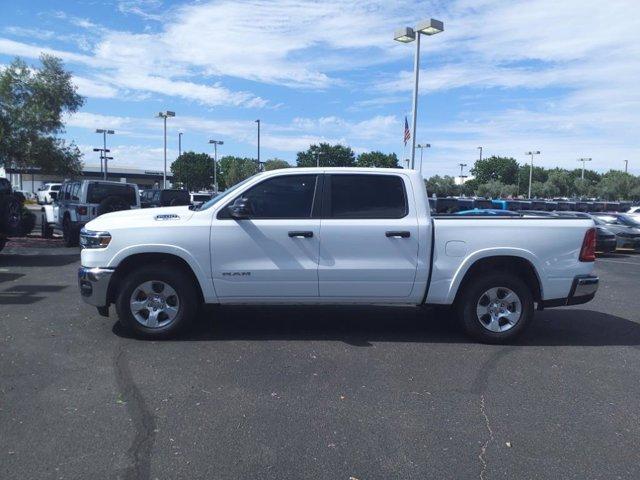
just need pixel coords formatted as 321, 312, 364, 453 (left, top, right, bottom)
450, 254, 543, 306
106, 252, 206, 305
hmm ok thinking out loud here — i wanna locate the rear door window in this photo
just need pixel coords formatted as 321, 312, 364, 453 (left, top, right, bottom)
328, 174, 407, 219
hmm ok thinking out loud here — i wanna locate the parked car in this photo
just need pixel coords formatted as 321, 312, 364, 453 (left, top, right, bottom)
13, 188, 36, 201
591, 214, 640, 250
140, 189, 191, 208
42, 180, 140, 247
189, 192, 214, 208
455, 209, 521, 216
78, 168, 598, 343
36, 183, 61, 204
519, 210, 558, 217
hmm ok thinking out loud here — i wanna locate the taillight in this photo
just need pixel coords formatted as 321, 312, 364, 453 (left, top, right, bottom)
579, 228, 596, 262
76, 206, 88, 216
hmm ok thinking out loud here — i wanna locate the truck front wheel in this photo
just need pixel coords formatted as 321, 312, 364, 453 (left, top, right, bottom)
115, 264, 198, 339
456, 273, 534, 344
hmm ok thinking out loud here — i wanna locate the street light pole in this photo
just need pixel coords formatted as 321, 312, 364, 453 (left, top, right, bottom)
578, 157, 592, 180
95, 129, 114, 180
624, 160, 628, 173
525, 151, 540, 199
157, 111, 175, 188
209, 140, 223, 193
255, 119, 261, 169
416, 143, 430, 174
458, 163, 468, 183
477, 146, 483, 162
178, 132, 182, 157
394, 19, 444, 170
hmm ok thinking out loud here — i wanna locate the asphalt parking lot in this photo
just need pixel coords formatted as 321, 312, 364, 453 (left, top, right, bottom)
1, 239, 639, 480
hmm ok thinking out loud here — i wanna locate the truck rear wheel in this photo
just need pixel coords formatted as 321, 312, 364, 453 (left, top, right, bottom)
456, 273, 534, 344
115, 264, 198, 339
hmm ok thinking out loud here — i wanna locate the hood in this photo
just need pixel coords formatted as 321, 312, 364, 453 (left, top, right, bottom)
85, 205, 195, 231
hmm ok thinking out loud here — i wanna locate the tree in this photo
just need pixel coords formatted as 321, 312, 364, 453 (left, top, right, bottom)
170, 151, 223, 191
356, 151, 399, 168
476, 180, 516, 199
264, 158, 290, 171
471, 156, 519, 185
219, 156, 260, 187
296, 143, 355, 167
517, 164, 548, 195
597, 170, 639, 200
0, 55, 85, 175
424, 175, 458, 197
545, 169, 572, 197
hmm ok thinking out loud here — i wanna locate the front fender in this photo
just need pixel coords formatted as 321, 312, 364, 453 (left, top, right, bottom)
107, 244, 218, 303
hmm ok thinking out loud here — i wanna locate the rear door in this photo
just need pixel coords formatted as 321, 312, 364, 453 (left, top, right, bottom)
318, 173, 419, 298
211, 174, 322, 298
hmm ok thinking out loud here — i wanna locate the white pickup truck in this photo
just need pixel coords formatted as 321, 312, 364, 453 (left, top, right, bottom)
78, 168, 599, 343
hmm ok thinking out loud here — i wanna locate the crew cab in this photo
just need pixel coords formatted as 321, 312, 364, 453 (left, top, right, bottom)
78, 168, 599, 343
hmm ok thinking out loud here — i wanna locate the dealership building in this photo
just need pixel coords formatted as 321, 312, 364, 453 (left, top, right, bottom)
1, 164, 174, 192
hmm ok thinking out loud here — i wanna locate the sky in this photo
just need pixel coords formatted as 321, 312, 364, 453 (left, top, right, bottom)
0, 0, 639, 178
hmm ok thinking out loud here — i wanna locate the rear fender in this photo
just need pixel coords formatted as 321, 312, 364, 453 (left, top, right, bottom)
446, 248, 543, 304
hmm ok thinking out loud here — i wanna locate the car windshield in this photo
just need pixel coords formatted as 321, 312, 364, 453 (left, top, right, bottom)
198, 173, 263, 210
51, 185, 61, 191
617, 214, 640, 228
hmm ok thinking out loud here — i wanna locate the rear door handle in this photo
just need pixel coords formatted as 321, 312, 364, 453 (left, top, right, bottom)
288, 231, 314, 238
386, 231, 410, 238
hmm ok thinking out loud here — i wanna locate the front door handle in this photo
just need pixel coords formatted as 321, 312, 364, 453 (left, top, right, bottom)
386, 231, 410, 238
288, 231, 314, 238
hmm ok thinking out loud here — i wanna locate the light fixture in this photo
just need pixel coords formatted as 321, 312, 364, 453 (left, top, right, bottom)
394, 27, 416, 43
416, 18, 444, 35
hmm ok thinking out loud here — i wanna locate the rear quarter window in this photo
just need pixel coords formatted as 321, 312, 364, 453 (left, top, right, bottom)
86, 183, 137, 205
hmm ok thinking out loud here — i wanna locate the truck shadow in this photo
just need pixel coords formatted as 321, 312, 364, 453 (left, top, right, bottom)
112, 306, 640, 347
0, 253, 79, 267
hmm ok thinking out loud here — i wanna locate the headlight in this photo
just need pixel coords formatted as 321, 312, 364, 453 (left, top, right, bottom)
80, 229, 111, 249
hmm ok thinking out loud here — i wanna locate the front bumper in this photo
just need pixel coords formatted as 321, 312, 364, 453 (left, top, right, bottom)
542, 275, 599, 308
78, 266, 114, 308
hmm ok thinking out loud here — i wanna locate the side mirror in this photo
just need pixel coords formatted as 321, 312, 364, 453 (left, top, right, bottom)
228, 197, 253, 219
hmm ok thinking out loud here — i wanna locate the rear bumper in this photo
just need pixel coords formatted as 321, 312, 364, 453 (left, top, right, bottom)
542, 275, 599, 308
78, 266, 114, 308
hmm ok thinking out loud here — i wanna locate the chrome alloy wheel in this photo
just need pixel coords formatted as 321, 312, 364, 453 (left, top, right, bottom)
475, 287, 522, 333
129, 280, 180, 328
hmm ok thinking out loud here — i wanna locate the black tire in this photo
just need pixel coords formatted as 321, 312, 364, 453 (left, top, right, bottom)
456, 273, 534, 344
1, 196, 22, 236
41, 215, 53, 239
115, 264, 199, 339
97, 196, 130, 216
62, 216, 79, 247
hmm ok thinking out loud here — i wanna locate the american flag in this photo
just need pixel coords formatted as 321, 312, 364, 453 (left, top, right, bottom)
403, 116, 411, 145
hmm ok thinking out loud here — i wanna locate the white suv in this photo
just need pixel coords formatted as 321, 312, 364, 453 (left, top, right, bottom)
37, 183, 61, 204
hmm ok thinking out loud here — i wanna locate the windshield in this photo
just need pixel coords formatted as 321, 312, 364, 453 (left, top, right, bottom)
199, 174, 262, 210
617, 214, 640, 228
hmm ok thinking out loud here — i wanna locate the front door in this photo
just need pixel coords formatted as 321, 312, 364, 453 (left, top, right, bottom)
318, 173, 420, 298
211, 174, 321, 298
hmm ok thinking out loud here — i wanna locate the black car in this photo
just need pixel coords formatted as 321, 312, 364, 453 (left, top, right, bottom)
140, 189, 191, 208
592, 214, 640, 251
